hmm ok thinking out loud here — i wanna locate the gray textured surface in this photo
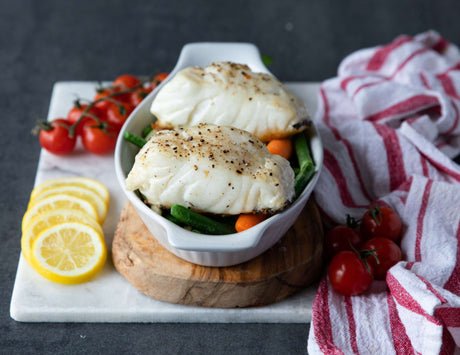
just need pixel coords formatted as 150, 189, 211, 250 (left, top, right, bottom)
2, 0, 460, 353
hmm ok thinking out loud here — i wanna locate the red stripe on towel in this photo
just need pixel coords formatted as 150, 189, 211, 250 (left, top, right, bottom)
354, 48, 430, 98
366, 36, 413, 71
431, 37, 449, 54
441, 61, 460, 75
422, 154, 460, 183
436, 307, 460, 327
320, 87, 373, 202
419, 72, 431, 89
415, 180, 433, 262
351, 78, 386, 99
445, 100, 460, 135
323, 149, 363, 208
437, 73, 460, 100
345, 297, 359, 354
392, 47, 430, 77
313, 278, 345, 354
434, 73, 460, 134
435, 307, 458, 355
444, 220, 460, 295
340, 75, 367, 91
415, 274, 448, 303
421, 156, 430, 177
387, 272, 443, 325
365, 95, 439, 122
373, 123, 407, 191
387, 293, 416, 354
440, 328, 456, 355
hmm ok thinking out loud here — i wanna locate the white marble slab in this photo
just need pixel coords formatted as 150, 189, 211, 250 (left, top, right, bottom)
10, 81, 321, 323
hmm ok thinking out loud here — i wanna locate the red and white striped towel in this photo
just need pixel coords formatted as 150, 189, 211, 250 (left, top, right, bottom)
308, 31, 460, 354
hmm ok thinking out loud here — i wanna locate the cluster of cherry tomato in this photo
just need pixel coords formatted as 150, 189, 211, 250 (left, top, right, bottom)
38, 73, 168, 156
324, 205, 403, 296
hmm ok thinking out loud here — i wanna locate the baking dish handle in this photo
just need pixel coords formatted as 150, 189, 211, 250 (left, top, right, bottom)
170, 42, 273, 77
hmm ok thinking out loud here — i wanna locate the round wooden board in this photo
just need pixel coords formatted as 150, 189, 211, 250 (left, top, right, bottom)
112, 199, 324, 308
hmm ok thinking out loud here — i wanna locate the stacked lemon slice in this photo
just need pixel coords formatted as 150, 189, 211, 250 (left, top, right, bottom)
21, 177, 109, 285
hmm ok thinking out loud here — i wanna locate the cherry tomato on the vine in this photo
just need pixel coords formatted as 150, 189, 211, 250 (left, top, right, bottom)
67, 103, 102, 136
81, 122, 118, 155
105, 101, 134, 132
324, 225, 363, 260
154, 72, 169, 83
361, 237, 402, 280
360, 205, 402, 242
93, 88, 116, 112
39, 118, 76, 155
113, 74, 141, 89
129, 87, 150, 107
328, 250, 374, 296
145, 72, 169, 92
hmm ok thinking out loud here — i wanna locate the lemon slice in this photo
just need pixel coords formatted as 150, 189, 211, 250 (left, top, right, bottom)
30, 185, 108, 223
31, 177, 109, 205
22, 194, 98, 232
30, 221, 107, 284
21, 209, 103, 264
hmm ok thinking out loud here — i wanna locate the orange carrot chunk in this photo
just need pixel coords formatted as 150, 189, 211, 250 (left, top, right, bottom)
235, 214, 269, 233
266, 138, 294, 160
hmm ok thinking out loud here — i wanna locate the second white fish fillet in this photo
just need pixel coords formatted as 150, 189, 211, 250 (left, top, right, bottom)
125, 124, 295, 215
150, 62, 310, 142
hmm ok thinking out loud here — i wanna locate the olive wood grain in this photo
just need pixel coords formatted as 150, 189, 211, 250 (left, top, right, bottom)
112, 199, 323, 308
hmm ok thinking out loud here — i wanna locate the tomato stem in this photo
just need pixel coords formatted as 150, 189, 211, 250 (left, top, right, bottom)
36, 76, 152, 140
369, 205, 383, 226
348, 241, 380, 275
36, 120, 53, 131
69, 82, 144, 138
346, 214, 360, 229
73, 99, 82, 109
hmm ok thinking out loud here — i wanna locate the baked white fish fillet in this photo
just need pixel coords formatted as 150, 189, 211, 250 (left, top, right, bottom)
150, 62, 310, 142
125, 124, 295, 215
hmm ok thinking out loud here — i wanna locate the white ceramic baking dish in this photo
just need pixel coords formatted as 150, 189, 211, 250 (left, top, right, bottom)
114, 42, 323, 266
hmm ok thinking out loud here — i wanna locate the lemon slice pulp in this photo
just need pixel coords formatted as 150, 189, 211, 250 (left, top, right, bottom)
31, 177, 109, 205
30, 221, 107, 284
22, 194, 98, 232
21, 209, 102, 264
30, 185, 108, 223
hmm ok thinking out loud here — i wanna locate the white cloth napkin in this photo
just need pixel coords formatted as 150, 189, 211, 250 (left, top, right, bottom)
308, 31, 460, 354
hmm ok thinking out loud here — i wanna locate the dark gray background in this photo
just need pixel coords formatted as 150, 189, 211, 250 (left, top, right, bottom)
2, 0, 460, 354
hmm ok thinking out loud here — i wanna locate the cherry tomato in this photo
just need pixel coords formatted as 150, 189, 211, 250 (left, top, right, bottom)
93, 88, 115, 111
360, 205, 402, 242
324, 225, 363, 260
81, 122, 118, 155
92, 86, 127, 111
113, 74, 141, 89
105, 101, 134, 131
129, 87, 150, 107
39, 118, 76, 155
154, 72, 169, 83
145, 72, 169, 92
67, 103, 102, 136
361, 237, 402, 280
328, 250, 374, 296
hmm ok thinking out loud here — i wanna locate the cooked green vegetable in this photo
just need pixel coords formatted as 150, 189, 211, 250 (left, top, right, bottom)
293, 132, 315, 197
123, 131, 146, 148
261, 54, 274, 67
165, 213, 182, 225
170, 204, 236, 235
142, 124, 154, 138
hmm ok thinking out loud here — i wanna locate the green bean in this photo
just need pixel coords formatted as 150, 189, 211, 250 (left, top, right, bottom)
123, 131, 147, 148
165, 214, 182, 225
293, 132, 315, 197
170, 204, 236, 235
141, 124, 154, 138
